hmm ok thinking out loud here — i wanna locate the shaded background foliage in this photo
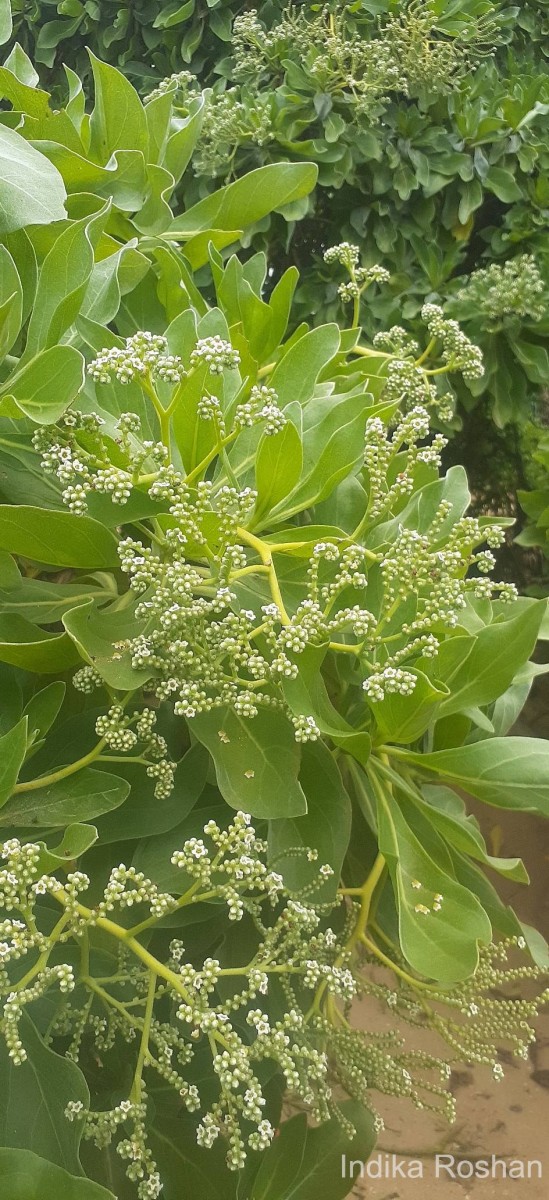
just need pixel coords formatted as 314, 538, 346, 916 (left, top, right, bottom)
3, 0, 549, 578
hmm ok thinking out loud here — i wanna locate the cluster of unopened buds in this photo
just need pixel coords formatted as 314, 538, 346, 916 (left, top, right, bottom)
1, 829, 547, 1196
87, 332, 186, 385
455, 254, 546, 323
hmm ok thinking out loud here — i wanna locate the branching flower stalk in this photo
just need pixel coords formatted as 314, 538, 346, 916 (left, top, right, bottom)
1, 827, 546, 1198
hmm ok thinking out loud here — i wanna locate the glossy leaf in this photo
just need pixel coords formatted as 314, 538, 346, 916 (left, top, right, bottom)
0, 1150, 114, 1199
0, 507, 119, 568
0, 347, 85, 424
377, 784, 492, 982
169, 163, 318, 235
0, 125, 66, 234
401, 738, 549, 815
190, 707, 307, 819
0, 767, 130, 827
0, 1014, 89, 1172
268, 741, 351, 901
0, 716, 28, 808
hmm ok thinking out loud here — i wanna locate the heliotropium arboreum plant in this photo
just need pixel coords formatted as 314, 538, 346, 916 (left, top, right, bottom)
0, 226, 548, 1200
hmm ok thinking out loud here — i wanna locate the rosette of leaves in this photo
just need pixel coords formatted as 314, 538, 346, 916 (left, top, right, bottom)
0, 185, 549, 1194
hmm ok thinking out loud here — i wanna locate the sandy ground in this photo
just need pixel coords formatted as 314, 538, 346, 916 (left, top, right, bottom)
347, 683, 549, 1200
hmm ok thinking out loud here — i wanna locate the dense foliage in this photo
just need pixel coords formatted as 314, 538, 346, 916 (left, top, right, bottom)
2, 0, 549, 439
0, 51, 548, 1198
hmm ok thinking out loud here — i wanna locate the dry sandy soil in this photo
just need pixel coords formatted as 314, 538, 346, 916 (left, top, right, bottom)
347, 685, 549, 1200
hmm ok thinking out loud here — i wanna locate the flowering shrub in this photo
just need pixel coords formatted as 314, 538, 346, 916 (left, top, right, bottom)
0, 197, 549, 1195
0, 48, 548, 1200
3, 0, 549, 434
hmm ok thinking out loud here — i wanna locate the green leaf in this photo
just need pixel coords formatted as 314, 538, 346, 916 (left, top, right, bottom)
24, 207, 109, 357
0, 124, 67, 234
437, 600, 546, 717
0, 555, 108, 624
0, 244, 23, 362
0, 347, 85, 424
0, 0, 12, 44
419, 785, 529, 883
400, 738, 549, 815
253, 421, 303, 523
268, 741, 351, 901
0, 1149, 114, 1199
36, 822, 98, 870
367, 668, 449, 743
485, 165, 523, 203
377, 784, 491, 982
24, 682, 66, 745
254, 1104, 376, 1200
190, 707, 307, 819
169, 163, 318, 235
270, 325, 340, 408
0, 767, 130, 828
281, 644, 371, 765
0, 1014, 89, 1173
94, 743, 208, 843
0, 507, 119, 568
89, 54, 148, 163
272, 391, 371, 519
249, 1114, 307, 1200
0, 717, 28, 808
62, 598, 152, 690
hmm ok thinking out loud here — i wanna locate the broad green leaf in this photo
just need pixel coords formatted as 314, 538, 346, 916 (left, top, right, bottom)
270, 324, 340, 408
149, 1115, 237, 1200
62, 598, 152, 690
0, 717, 28, 808
36, 822, 98, 870
0, 767, 130, 828
270, 1103, 376, 1200
0, 347, 85, 424
0, 0, 12, 44
0, 1014, 89, 1173
0, 554, 109, 624
0, 244, 23, 362
0, 507, 119, 568
400, 738, 549, 815
0, 64, 50, 117
24, 682, 66, 745
0, 124, 67, 234
249, 1114, 307, 1200
0, 1149, 114, 1200
24, 207, 109, 357
438, 600, 546, 717
377, 785, 491, 982
419, 785, 529, 883
132, 804, 229, 895
272, 391, 371, 519
367, 669, 449, 743
190, 707, 307, 819
168, 163, 318, 235
0, 613, 78, 674
269, 741, 351, 901
281, 644, 371, 765
95, 743, 209, 843
89, 54, 148, 163
253, 421, 303, 523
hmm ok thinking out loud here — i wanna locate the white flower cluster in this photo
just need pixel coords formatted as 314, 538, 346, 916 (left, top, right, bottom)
88, 332, 185, 385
